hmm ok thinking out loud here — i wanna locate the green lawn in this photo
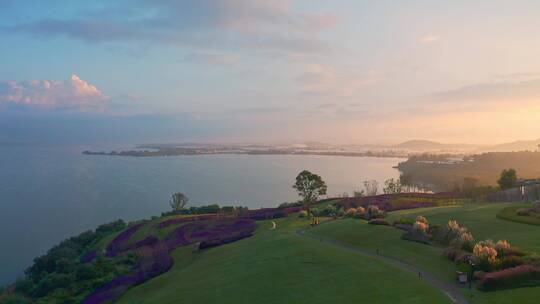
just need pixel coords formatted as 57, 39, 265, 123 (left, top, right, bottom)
310, 203, 540, 304
496, 205, 540, 226
118, 216, 451, 304
385, 203, 540, 252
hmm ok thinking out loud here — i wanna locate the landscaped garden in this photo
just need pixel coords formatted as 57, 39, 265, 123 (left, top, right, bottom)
310, 202, 540, 303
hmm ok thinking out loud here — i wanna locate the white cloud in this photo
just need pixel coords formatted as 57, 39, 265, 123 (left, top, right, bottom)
0, 74, 108, 111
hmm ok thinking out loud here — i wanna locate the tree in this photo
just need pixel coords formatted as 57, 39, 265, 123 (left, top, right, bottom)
498, 169, 517, 190
383, 178, 403, 194
170, 192, 188, 212
399, 174, 412, 192
293, 170, 327, 211
363, 180, 379, 196
353, 190, 364, 197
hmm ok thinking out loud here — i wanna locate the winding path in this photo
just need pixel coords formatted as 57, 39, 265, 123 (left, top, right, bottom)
296, 223, 469, 304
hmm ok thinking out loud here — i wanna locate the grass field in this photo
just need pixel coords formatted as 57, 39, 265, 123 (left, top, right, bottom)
496, 205, 540, 226
310, 203, 540, 303
118, 216, 451, 304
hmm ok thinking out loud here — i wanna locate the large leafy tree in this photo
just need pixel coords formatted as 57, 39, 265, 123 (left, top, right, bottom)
498, 169, 517, 190
293, 170, 327, 210
170, 192, 189, 212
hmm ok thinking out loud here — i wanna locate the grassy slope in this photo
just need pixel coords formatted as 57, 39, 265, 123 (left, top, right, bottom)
311, 203, 540, 304
118, 217, 450, 304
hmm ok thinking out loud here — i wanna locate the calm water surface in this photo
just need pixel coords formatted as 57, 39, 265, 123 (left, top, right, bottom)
0, 145, 403, 284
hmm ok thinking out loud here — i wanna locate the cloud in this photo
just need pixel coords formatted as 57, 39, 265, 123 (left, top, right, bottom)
6, 0, 336, 54
184, 52, 239, 66
0, 74, 109, 112
295, 64, 379, 98
418, 35, 439, 44
431, 78, 540, 103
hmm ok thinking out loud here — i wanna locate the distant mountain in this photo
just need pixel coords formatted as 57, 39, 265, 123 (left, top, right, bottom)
394, 140, 479, 152
481, 138, 540, 152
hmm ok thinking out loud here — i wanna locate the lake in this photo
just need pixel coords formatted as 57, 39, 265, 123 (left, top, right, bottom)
0, 144, 403, 284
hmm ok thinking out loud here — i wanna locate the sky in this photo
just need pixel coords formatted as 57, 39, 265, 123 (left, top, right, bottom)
1, 0, 540, 145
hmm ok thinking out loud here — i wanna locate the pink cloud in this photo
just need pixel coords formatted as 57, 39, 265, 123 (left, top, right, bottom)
0, 74, 109, 111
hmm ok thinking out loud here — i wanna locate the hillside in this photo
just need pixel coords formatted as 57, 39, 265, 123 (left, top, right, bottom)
394, 140, 480, 152
481, 138, 540, 152
3, 200, 540, 303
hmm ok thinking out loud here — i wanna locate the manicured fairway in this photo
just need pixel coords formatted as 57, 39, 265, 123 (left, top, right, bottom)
310, 203, 540, 304
119, 216, 451, 304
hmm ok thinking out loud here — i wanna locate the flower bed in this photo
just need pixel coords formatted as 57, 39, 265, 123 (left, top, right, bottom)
244, 206, 302, 220
84, 219, 257, 304
156, 206, 302, 229
338, 193, 441, 212
106, 223, 146, 257
156, 214, 221, 229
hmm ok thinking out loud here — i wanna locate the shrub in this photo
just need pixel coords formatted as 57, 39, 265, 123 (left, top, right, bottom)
495, 240, 511, 254
298, 210, 308, 218
415, 216, 428, 225
516, 208, 532, 216
354, 207, 366, 219
412, 221, 429, 236
436, 220, 474, 250
473, 270, 486, 280
336, 209, 345, 217
345, 208, 357, 217
474, 240, 498, 271
478, 264, 540, 291
322, 205, 337, 217
366, 205, 385, 219
368, 219, 390, 226
500, 256, 525, 269
310, 208, 320, 217
442, 247, 460, 260
532, 201, 540, 213
454, 231, 475, 251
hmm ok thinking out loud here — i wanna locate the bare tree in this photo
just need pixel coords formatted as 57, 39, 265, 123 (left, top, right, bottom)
363, 180, 379, 196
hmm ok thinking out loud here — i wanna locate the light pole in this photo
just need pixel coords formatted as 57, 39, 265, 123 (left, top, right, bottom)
468, 259, 475, 290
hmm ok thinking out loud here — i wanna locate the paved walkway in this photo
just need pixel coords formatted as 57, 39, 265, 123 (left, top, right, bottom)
297, 224, 469, 304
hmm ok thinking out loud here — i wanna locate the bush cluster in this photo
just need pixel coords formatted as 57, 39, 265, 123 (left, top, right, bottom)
514, 201, 540, 217
12, 220, 133, 303
478, 264, 540, 291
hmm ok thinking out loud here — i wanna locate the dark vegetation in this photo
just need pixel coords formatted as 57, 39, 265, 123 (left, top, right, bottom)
337, 192, 462, 212
2, 220, 131, 303
1, 214, 258, 304
397, 151, 540, 190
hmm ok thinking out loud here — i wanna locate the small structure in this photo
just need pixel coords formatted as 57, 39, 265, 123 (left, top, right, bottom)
456, 271, 468, 284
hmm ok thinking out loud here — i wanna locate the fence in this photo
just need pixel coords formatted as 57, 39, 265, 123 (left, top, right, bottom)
486, 184, 540, 203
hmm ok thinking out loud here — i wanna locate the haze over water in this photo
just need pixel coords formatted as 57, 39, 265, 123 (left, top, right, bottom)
0, 145, 402, 284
